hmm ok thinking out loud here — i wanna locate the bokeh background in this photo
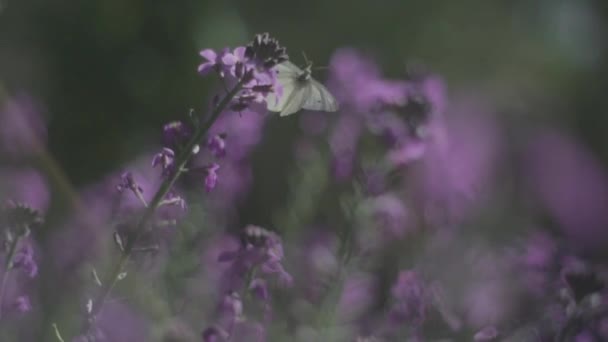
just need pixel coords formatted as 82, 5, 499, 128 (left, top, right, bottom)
2, 0, 608, 341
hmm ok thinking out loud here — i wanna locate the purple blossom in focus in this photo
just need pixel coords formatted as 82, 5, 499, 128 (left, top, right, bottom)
198, 48, 236, 77
162, 121, 192, 148
200, 33, 288, 114
151, 147, 175, 176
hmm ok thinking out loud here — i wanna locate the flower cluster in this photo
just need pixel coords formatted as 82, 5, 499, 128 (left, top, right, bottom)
202, 225, 292, 341
198, 32, 288, 113
0, 201, 42, 316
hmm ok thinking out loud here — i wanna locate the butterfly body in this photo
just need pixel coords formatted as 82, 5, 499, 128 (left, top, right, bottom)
266, 61, 338, 116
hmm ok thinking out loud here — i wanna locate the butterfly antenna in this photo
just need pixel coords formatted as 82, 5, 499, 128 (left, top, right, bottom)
301, 51, 312, 68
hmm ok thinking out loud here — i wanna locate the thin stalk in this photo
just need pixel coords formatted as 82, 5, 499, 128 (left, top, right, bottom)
82, 80, 243, 332
0, 232, 21, 320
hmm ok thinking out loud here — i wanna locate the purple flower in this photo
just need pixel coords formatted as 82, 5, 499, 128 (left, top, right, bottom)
249, 278, 270, 301
204, 163, 220, 192
244, 32, 288, 70
408, 97, 500, 225
116, 171, 142, 194
162, 191, 186, 210
328, 49, 407, 113
207, 134, 227, 158
473, 326, 498, 341
151, 147, 175, 176
574, 330, 596, 342
356, 194, 411, 249
218, 225, 292, 291
13, 296, 31, 313
218, 292, 243, 325
202, 326, 229, 342
337, 273, 378, 322
13, 243, 38, 278
389, 270, 427, 326
198, 48, 237, 77
0, 167, 50, 212
524, 129, 608, 252
162, 121, 192, 148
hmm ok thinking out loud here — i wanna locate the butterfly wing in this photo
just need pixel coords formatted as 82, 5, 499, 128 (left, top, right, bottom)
266, 61, 301, 113
266, 61, 339, 116
302, 79, 339, 112
279, 82, 310, 116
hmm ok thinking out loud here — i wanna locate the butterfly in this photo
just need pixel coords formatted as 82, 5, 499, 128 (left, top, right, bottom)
266, 60, 339, 116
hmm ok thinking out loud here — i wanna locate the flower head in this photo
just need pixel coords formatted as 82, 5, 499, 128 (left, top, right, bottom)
244, 32, 289, 70
207, 133, 227, 158
151, 147, 175, 176
13, 242, 38, 278
204, 163, 221, 192
13, 296, 31, 313
116, 171, 142, 194
199, 48, 237, 77
389, 270, 428, 326
218, 225, 292, 291
162, 121, 192, 148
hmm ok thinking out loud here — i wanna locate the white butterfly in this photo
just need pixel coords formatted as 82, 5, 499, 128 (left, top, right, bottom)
266, 61, 339, 116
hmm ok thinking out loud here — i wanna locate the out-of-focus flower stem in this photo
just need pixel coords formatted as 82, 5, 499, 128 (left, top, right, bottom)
0, 232, 22, 320
81, 79, 244, 334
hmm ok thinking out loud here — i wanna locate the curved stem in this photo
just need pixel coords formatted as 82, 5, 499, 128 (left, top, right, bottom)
82, 81, 243, 332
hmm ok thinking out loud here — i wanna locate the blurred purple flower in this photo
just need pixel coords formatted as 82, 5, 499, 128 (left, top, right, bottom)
202, 326, 229, 342
204, 163, 220, 192
249, 278, 270, 302
473, 326, 498, 341
13, 295, 31, 313
13, 242, 37, 278
389, 270, 428, 326
329, 114, 362, 181
328, 49, 407, 112
337, 273, 378, 323
409, 96, 501, 224
0, 167, 49, 212
517, 232, 559, 296
207, 133, 227, 158
299, 111, 328, 136
356, 194, 411, 249
93, 301, 150, 342
0, 93, 47, 156
218, 225, 292, 291
208, 109, 266, 161
524, 129, 608, 251
574, 330, 596, 342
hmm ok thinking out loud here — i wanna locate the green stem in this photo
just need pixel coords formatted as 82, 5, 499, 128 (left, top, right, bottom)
0, 233, 21, 320
82, 80, 244, 332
